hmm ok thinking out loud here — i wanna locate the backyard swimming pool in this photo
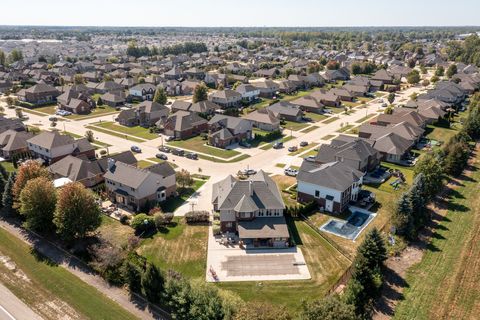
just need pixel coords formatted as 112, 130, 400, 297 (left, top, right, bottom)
320, 208, 376, 240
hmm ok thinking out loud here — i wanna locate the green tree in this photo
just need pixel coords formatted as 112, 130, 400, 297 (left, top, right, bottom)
300, 295, 356, 320
176, 169, 194, 190
392, 192, 414, 238
74, 74, 85, 84
54, 182, 101, 242
409, 173, 428, 229
357, 228, 387, 269
153, 87, 167, 105
188, 282, 225, 320
131, 213, 155, 233
444, 141, 470, 176
446, 64, 457, 78
141, 263, 164, 303
435, 66, 445, 77
8, 49, 23, 63
19, 177, 56, 232
407, 70, 420, 84
163, 272, 193, 320
414, 153, 444, 200
2, 172, 16, 212
85, 130, 94, 142
193, 83, 208, 103
430, 75, 439, 83
387, 92, 395, 104
0, 50, 5, 66
0, 163, 8, 181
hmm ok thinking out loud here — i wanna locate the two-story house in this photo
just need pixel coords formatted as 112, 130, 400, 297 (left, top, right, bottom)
212, 170, 289, 248
104, 160, 176, 212
27, 131, 95, 164
207, 114, 252, 148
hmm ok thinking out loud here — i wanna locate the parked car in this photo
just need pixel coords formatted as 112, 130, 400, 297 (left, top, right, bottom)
241, 169, 257, 176
302, 116, 313, 122
171, 148, 184, 156
165, 136, 175, 142
186, 152, 198, 160
288, 146, 298, 152
273, 142, 283, 149
158, 146, 170, 153
130, 145, 141, 153
48, 116, 58, 122
156, 153, 168, 160
284, 167, 298, 177
300, 141, 308, 147
381, 103, 388, 108
304, 155, 316, 162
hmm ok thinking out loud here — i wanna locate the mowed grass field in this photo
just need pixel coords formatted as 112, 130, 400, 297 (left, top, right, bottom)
0, 226, 135, 320
394, 148, 480, 320
217, 220, 351, 312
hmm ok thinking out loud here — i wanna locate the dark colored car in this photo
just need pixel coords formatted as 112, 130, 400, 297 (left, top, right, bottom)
186, 152, 198, 160
300, 141, 309, 147
130, 145, 141, 153
273, 142, 283, 149
156, 153, 168, 160
171, 148, 184, 156
158, 146, 170, 153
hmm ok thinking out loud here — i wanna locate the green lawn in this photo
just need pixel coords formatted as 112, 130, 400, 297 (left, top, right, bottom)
259, 135, 294, 150
137, 160, 154, 168
168, 136, 241, 159
160, 179, 206, 213
394, 150, 480, 320
336, 124, 355, 133
322, 116, 339, 124
425, 124, 458, 143
198, 154, 251, 163
32, 104, 57, 115
282, 120, 310, 131
137, 217, 208, 279
91, 121, 158, 140
355, 114, 376, 123
0, 227, 135, 320
304, 112, 328, 122
321, 134, 335, 140
147, 157, 179, 169
85, 125, 144, 143
217, 220, 351, 313
300, 125, 319, 133
21, 108, 50, 116
1, 161, 15, 173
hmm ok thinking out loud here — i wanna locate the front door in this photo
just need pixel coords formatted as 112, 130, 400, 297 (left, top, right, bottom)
325, 199, 333, 212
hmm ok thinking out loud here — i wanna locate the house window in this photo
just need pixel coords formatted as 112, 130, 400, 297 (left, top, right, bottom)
315, 190, 320, 198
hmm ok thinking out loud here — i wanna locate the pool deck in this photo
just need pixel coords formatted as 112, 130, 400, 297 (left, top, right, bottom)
319, 206, 376, 241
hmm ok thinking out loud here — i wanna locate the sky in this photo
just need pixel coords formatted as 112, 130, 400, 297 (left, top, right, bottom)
2, 0, 479, 27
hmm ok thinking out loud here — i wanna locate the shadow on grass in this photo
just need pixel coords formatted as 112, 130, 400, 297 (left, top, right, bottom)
286, 216, 303, 246
30, 247, 59, 266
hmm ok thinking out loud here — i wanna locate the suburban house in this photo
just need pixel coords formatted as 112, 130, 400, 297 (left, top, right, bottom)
211, 170, 289, 248
129, 83, 156, 101
162, 110, 208, 139
101, 91, 126, 108
17, 83, 60, 106
57, 87, 95, 114
0, 116, 26, 134
208, 89, 242, 108
0, 129, 35, 160
315, 135, 380, 172
368, 132, 414, 164
116, 101, 169, 127
374, 108, 427, 128
243, 108, 281, 132
27, 131, 95, 164
253, 80, 279, 98
297, 161, 364, 213
371, 69, 397, 86
48, 151, 137, 188
310, 90, 341, 107
208, 114, 252, 148
291, 96, 324, 114
322, 67, 350, 82
236, 84, 260, 102
104, 161, 176, 212
266, 101, 304, 122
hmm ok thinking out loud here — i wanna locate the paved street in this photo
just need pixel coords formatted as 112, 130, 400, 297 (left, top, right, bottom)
0, 84, 427, 216
0, 282, 43, 320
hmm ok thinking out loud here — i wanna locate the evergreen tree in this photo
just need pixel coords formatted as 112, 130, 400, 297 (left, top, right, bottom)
392, 192, 415, 238
357, 228, 387, 270
0, 163, 8, 181
2, 172, 16, 212
300, 294, 356, 320
141, 263, 164, 303
153, 87, 167, 105
414, 153, 444, 200
409, 173, 428, 228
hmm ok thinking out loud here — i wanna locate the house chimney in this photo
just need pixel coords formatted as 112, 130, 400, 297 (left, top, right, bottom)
249, 180, 253, 196
107, 158, 116, 171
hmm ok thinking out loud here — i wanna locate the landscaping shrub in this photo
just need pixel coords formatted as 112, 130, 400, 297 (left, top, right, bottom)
185, 210, 209, 224
131, 213, 155, 233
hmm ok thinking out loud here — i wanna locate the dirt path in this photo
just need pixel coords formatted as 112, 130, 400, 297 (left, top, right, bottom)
373, 144, 479, 320
0, 218, 170, 320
